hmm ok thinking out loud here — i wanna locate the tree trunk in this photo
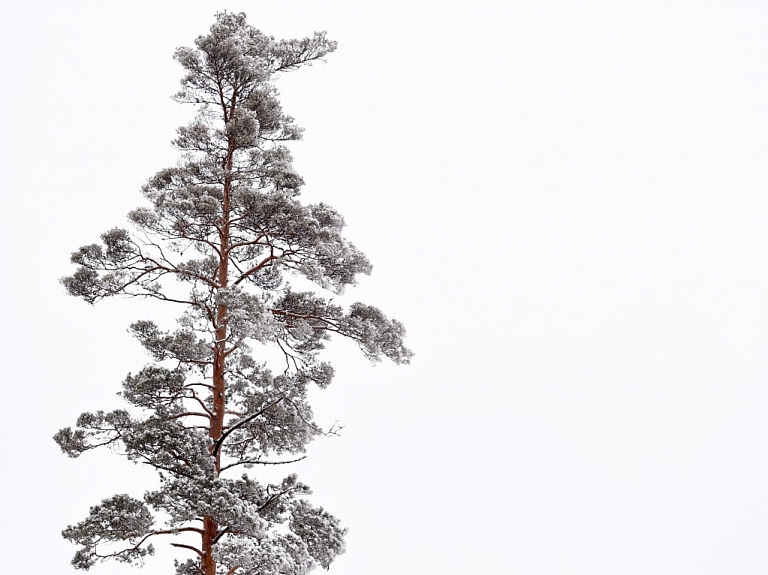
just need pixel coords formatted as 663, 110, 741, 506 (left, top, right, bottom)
202, 516, 218, 575
201, 138, 234, 575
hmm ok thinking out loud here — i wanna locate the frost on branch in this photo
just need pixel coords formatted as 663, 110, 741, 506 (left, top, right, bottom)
341, 303, 413, 364
129, 320, 213, 365
289, 500, 347, 569
212, 475, 347, 575
62, 494, 155, 570
271, 291, 412, 364
54, 410, 131, 458
121, 366, 186, 409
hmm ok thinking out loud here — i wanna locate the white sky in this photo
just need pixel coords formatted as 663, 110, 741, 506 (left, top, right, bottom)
2, 1, 768, 573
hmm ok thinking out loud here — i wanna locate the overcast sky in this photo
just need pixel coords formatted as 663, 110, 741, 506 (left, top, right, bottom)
3, 1, 768, 573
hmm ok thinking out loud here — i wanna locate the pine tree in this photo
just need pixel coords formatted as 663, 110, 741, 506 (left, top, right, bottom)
55, 13, 411, 575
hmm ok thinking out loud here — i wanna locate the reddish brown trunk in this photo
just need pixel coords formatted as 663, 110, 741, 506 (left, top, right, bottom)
211, 304, 228, 459
201, 143, 234, 575
201, 516, 218, 575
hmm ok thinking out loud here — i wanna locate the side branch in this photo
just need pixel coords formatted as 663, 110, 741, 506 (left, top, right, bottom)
171, 543, 204, 558
220, 455, 306, 472
232, 252, 280, 286
167, 411, 213, 422
211, 396, 285, 457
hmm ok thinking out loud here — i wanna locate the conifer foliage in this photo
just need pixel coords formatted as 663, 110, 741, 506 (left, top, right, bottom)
56, 13, 411, 575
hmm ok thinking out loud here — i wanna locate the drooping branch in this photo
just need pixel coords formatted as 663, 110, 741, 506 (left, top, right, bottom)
171, 543, 204, 558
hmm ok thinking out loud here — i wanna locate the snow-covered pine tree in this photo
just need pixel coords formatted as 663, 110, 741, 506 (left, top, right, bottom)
55, 12, 411, 575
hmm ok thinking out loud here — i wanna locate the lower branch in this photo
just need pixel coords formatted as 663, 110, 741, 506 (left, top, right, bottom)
220, 455, 306, 472
171, 542, 204, 557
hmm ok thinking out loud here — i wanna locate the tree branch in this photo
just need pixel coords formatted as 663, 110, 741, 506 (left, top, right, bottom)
212, 396, 285, 457
166, 411, 212, 422
220, 455, 306, 472
171, 543, 204, 558
232, 252, 279, 286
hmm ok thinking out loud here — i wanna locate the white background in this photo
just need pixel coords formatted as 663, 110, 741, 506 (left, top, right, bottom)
2, 1, 768, 573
